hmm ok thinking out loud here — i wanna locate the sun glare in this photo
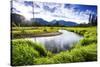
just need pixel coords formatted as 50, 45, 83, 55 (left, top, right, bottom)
22, 13, 33, 20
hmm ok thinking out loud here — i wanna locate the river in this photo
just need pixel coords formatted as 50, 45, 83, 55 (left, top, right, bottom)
25, 30, 83, 53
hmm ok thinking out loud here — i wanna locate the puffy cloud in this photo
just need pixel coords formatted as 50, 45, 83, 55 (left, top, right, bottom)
12, 0, 33, 20
12, 1, 97, 23
33, 2, 97, 24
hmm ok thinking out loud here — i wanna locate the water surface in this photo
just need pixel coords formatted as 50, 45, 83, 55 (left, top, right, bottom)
25, 30, 83, 53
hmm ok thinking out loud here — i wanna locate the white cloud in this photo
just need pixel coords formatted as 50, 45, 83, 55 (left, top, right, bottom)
12, 1, 95, 23
33, 2, 94, 24
12, 0, 33, 20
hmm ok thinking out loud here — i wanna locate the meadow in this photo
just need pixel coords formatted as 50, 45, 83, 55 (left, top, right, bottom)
12, 27, 61, 39
11, 27, 97, 66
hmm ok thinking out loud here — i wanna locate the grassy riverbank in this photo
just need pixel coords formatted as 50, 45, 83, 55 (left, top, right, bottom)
12, 27, 61, 38
11, 27, 97, 66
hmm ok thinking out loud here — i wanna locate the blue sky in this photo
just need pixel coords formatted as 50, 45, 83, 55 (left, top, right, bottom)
12, 0, 97, 24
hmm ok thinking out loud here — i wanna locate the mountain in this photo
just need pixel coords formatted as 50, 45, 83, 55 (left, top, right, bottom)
50, 20, 78, 26
11, 13, 32, 26
31, 18, 50, 25
50, 20, 58, 24
11, 13, 25, 25
31, 18, 78, 26
11, 13, 78, 26
57, 20, 78, 26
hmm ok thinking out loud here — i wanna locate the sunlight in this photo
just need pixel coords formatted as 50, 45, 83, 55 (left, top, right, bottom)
22, 13, 33, 20
13, 0, 33, 20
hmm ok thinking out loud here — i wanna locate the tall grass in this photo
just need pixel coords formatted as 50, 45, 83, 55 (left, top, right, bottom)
12, 40, 47, 66
11, 27, 97, 66
33, 43, 97, 64
33, 27, 97, 64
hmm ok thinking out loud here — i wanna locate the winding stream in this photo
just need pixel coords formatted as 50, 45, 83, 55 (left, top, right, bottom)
25, 30, 83, 53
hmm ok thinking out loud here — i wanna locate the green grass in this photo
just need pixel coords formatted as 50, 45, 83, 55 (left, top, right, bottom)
12, 27, 59, 38
33, 43, 97, 64
12, 40, 47, 66
11, 27, 97, 66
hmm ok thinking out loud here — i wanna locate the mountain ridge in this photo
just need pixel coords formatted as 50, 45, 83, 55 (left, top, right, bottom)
11, 13, 78, 26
